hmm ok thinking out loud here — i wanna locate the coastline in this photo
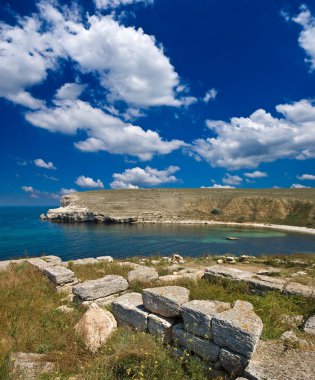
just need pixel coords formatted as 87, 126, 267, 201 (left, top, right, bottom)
139, 219, 315, 235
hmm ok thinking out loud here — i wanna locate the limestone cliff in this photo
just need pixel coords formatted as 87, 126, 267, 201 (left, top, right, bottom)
44, 188, 315, 227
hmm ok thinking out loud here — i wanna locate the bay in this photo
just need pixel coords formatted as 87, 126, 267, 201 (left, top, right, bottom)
0, 206, 315, 261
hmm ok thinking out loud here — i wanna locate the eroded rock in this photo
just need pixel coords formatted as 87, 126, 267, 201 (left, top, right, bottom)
212, 301, 263, 358
112, 292, 149, 331
43, 265, 77, 286
142, 286, 190, 317
182, 300, 231, 339
219, 348, 248, 376
74, 303, 117, 352
148, 313, 177, 343
173, 324, 220, 362
304, 315, 315, 335
9, 352, 55, 380
127, 266, 159, 283
73, 275, 128, 301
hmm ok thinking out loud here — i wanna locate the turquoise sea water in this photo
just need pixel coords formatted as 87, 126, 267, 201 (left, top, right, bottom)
0, 206, 315, 261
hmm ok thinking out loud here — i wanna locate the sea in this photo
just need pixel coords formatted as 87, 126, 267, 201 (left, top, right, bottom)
0, 206, 315, 261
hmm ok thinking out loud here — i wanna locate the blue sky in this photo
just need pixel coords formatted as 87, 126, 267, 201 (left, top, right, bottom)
1, 0, 315, 205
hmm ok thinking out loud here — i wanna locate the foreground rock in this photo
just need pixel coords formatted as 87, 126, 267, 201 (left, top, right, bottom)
112, 292, 149, 331
74, 303, 117, 352
173, 324, 220, 362
244, 340, 315, 380
43, 265, 77, 286
303, 315, 315, 335
212, 301, 263, 358
9, 352, 56, 380
73, 275, 128, 301
127, 266, 159, 283
182, 300, 231, 339
142, 286, 190, 317
148, 313, 177, 343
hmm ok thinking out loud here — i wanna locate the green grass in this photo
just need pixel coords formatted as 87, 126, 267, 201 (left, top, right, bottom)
1, 260, 314, 379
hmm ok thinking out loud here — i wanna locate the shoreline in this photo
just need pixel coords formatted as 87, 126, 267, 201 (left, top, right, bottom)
138, 219, 315, 235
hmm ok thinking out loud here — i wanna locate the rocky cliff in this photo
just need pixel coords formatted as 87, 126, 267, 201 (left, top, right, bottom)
44, 188, 315, 228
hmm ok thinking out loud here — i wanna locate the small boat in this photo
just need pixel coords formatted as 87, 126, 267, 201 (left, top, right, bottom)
226, 236, 239, 241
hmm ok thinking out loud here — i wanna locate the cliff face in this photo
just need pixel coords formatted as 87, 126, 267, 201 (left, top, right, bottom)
46, 188, 315, 227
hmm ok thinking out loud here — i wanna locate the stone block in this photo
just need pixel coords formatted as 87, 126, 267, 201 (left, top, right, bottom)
128, 266, 159, 283
284, 282, 315, 298
73, 275, 128, 301
112, 292, 149, 331
304, 315, 315, 335
219, 348, 248, 376
96, 256, 114, 262
172, 324, 220, 362
212, 301, 263, 358
182, 300, 231, 339
9, 352, 55, 380
204, 266, 253, 282
43, 265, 76, 286
148, 313, 177, 343
246, 275, 286, 293
142, 286, 190, 317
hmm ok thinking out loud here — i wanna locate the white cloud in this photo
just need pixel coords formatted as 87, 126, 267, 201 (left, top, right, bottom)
110, 165, 180, 189
222, 174, 242, 185
23, 185, 76, 199
60, 188, 77, 195
201, 184, 235, 189
203, 88, 218, 103
292, 6, 315, 69
75, 175, 104, 188
191, 99, 315, 169
55, 83, 87, 100
95, 0, 153, 9
297, 174, 315, 180
0, 1, 186, 108
0, 4, 62, 103
26, 99, 184, 160
291, 183, 310, 188
22, 186, 34, 192
244, 171, 268, 179
6, 91, 45, 110
34, 158, 56, 170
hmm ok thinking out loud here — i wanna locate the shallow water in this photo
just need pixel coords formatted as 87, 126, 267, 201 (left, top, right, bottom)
0, 206, 315, 261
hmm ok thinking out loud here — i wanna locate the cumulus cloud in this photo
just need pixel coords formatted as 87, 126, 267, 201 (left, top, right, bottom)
26, 99, 184, 160
191, 99, 315, 169
291, 183, 310, 188
292, 6, 315, 69
110, 165, 180, 189
222, 174, 242, 185
34, 158, 56, 170
75, 175, 104, 188
244, 171, 268, 179
95, 0, 153, 10
297, 174, 315, 180
55, 83, 87, 100
203, 88, 218, 103
0, 0, 187, 108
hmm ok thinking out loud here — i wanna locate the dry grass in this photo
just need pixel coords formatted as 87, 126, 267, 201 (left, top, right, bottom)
69, 261, 133, 282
